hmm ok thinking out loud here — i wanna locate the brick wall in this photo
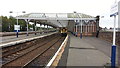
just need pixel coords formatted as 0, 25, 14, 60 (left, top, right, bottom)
98, 31, 120, 46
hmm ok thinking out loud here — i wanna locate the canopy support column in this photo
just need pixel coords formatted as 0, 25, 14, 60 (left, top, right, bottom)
75, 24, 77, 37
40, 23, 42, 34
35, 21, 37, 35
25, 19, 30, 36
44, 24, 46, 33
47, 25, 48, 33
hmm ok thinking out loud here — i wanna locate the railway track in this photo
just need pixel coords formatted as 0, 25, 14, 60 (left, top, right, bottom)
2, 33, 58, 64
26, 36, 65, 67
1, 33, 65, 68
2, 34, 53, 58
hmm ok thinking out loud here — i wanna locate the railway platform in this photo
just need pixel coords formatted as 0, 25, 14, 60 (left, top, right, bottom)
0, 31, 57, 45
58, 33, 118, 67
0, 32, 118, 67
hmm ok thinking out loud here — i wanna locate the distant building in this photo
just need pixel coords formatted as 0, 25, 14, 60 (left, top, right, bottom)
67, 14, 99, 36
101, 28, 120, 32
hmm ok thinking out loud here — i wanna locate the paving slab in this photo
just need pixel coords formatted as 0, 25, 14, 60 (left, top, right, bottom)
66, 34, 111, 66
67, 49, 110, 66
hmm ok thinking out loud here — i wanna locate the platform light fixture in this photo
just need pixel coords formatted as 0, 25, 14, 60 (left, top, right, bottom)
9, 11, 26, 38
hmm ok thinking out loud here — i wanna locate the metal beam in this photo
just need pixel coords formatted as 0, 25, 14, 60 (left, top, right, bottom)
17, 13, 96, 28
17, 17, 96, 21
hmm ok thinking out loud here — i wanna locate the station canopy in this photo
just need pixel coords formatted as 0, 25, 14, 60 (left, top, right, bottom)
17, 13, 96, 27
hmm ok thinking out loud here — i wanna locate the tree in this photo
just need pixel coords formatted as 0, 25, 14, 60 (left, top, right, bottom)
1, 16, 27, 32
2, 16, 10, 32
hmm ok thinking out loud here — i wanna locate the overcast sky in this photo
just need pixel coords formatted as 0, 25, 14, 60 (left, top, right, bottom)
0, 0, 120, 28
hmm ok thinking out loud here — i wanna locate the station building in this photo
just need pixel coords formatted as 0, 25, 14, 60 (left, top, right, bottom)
67, 13, 99, 36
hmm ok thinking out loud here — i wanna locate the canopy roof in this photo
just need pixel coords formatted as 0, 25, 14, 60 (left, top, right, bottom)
17, 13, 96, 27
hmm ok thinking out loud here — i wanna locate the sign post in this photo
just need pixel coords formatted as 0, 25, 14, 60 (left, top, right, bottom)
14, 25, 20, 38
118, 1, 120, 67
110, 2, 118, 68
118, 1, 120, 30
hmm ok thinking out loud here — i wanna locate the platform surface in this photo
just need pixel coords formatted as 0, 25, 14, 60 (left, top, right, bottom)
0, 32, 56, 45
58, 34, 119, 67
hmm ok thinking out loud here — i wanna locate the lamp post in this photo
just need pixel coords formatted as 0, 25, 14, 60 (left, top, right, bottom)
76, 12, 82, 38
80, 13, 83, 39
73, 11, 78, 37
73, 11, 82, 38
10, 11, 26, 38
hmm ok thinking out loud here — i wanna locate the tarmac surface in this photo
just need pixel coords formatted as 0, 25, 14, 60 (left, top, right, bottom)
58, 34, 118, 67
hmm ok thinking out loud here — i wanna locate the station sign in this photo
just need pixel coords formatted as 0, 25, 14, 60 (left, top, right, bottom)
110, 2, 118, 17
14, 25, 20, 30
